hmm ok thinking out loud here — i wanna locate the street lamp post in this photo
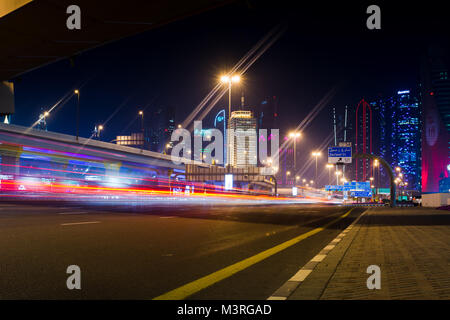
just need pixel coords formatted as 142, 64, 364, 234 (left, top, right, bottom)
74, 89, 80, 141
138, 110, 144, 132
311, 151, 321, 187
220, 74, 240, 166
289, 132, 301, 175
326, 163, 333, 185
221, 74, 240, 121
335, 170, 342, 185
97, 125, 103, 139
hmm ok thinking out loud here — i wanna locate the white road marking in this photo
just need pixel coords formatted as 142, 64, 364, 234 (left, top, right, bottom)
160, 216, 175, 219
290, 269, 312, 282
311, 254, 327, 262
61, 221, 100, 226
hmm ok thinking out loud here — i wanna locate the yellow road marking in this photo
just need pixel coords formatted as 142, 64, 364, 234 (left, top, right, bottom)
153, 208, 355, 300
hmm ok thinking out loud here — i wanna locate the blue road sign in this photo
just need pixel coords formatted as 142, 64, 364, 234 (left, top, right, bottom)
328, 146, 352, 164
351, 191, 372, 198
328, 147, 352, 158
325, 185, 343, 191
344, 181, 371, 191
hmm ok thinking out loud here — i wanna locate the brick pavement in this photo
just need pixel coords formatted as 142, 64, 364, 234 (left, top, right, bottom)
289, 207, 450, 299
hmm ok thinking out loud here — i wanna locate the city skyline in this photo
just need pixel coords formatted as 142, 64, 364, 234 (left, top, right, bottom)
2, 0, 450, 305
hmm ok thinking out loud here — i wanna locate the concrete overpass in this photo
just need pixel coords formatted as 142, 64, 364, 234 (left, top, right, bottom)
0, 0, 233, 82
0, 0, 234, 115
0, 122, 210, 180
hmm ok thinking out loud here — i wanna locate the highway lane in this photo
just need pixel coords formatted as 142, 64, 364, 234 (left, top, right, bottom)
0, 201, 364, 299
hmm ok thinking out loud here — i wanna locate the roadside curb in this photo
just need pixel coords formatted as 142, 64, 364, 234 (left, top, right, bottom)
267, 208, 368, 300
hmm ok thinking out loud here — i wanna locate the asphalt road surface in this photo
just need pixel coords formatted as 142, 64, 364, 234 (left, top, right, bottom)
0, 201, 364, 299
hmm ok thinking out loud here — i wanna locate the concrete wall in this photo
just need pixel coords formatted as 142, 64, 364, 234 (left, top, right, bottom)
422, 193, 450, 207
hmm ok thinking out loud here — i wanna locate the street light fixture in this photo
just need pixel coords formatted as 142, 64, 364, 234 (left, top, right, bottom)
326, 163, 333, 185
311, 151, 321, 187
138, 110, 144, 132
74, 89, 80, 141
289, 131, 301, 176
97, 125, 104, 139
220, 73, 241, 120
335, 170, 342, 185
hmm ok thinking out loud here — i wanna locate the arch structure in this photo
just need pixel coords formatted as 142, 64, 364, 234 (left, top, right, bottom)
352, 153, 396, 207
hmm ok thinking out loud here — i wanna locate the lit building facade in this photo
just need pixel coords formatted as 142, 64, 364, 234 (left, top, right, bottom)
420, 46, 450, 192
396, 90, 422, 191
116, 132, 144, 148
228, 110, 257, 168
148, 106, 175, 153
370, 90, 422, 191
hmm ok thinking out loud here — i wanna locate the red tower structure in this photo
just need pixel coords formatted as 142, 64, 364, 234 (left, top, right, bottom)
355, 99, 373, 181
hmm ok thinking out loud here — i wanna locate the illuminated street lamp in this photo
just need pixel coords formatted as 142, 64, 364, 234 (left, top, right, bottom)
396, 166, 401, 172
335, 170, 342, 185
138, 110, 144, 132
326, 163, 333, 185
97, 124, 104, 139
74, 89, 80, 141
220, 74, 241, 121
289, 131, 301, 173
374, 159, 379, 188
311, 151, 321, 187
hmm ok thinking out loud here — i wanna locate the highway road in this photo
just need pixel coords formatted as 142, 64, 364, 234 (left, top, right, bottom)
0, 201, 364, 299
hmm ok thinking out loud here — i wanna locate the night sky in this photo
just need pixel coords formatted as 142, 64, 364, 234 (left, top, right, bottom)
11, 0, 450, 172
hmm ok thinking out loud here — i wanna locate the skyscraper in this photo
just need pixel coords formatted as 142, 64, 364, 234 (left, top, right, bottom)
228, 110, 257, 168
370, 90, 422, 191
420, 46, 450, 192
396, 90, 422, 191
256, 96, 278, 131
148, 106, 175, 153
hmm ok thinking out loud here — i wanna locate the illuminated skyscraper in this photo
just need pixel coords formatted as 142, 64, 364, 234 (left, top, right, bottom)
370, 90, 422, 191
228, 110, 257, 168
395, 90, 422, 191
420, 46, 450, 192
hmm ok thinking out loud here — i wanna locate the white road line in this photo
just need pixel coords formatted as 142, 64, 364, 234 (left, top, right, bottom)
290, 269, 312, 282
311, 254, 327, 262
61, 221, 100, 226
160, 216, 175, 219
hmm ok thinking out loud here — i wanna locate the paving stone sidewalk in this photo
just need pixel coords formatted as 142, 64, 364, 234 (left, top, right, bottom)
289, 207, 450, 299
